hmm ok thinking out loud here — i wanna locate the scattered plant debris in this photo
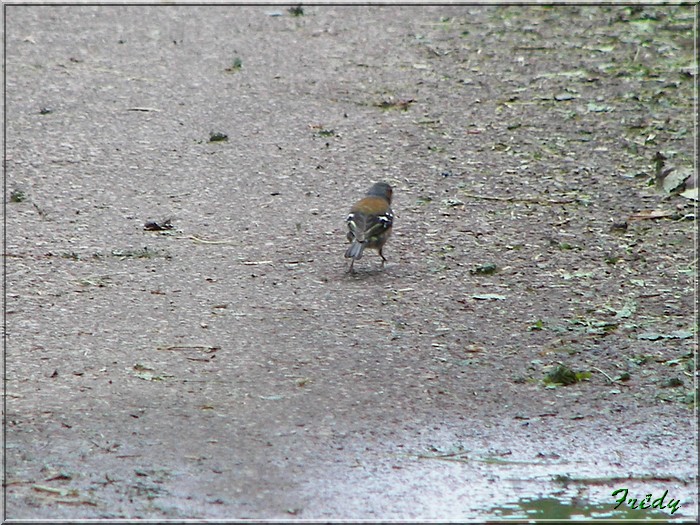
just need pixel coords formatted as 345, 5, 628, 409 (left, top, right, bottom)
375, 98, 415, 111
209, 132, 228, 142
628, 209, 677, 220
544, 364, 591, 386
132, 363, 172, 381
660, 377, 684, 388
609, 220, 628, 232
528, 320, 545, 331
144, 218, 174, 231
472, 293, 506, 301
224, 57, 242, 73
442, 198, 464, 207
288, 4, 304, 16
471, 263, 498, 275
9, 188, 28, 202
309, 124, 336, 137
111, 247, 168, 259
653, 151, 694, 196
637, 330, 693, 341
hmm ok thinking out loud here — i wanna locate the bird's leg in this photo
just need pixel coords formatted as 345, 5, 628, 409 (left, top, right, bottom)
379, 248, 387, 267
347, 258, 355, 273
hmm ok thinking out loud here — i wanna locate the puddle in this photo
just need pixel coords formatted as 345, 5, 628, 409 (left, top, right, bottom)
490, 496, 682, 521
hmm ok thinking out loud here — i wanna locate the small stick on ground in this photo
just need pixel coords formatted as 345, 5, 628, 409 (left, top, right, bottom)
180, 235, 234, 244
592, 366, 616, 383
157, 345, 219, 352
461, 193, 576, 205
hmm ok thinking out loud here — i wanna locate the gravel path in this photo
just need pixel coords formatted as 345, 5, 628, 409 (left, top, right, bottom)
4, 4, 696, 520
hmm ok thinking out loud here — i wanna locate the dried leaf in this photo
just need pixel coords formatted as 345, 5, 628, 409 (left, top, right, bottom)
637, 332, 663, 341
587, 102, 613, 113
472, 294, 506, 301
660, 168, 693, 194
638, 331, 692, 341
628, 209, 675, 220
679, 187, 698, 201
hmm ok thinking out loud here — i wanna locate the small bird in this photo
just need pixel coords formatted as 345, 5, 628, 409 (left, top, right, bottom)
345, 182, 394, 272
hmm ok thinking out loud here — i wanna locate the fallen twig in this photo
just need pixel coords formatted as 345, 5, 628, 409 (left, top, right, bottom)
55, 498, 98, 506
416, 453, 554, 466
33, 485, 66, 494
461, 193, 576, 205
157, 345, 219, 352
628, 209, 676, 220
592, 366, 616, 383
180, 235, 234, 245
553, 474, 690, 486
415, 450, 467, 460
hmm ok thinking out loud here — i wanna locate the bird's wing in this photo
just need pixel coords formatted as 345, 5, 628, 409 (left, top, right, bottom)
363, 210, 393, 239
346, 211, 368, 242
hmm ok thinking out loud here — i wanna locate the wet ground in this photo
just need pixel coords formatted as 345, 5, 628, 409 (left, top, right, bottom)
3, 4, 697, 521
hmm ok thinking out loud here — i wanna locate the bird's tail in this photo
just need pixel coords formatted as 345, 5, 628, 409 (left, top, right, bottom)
345, 241, 365, 260
346, 211, 367, 260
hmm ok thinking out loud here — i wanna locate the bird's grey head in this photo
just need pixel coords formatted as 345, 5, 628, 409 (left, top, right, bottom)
366, 182, 393, 203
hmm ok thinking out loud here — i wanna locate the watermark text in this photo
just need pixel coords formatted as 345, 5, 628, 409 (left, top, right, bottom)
612, 488, 681, 515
